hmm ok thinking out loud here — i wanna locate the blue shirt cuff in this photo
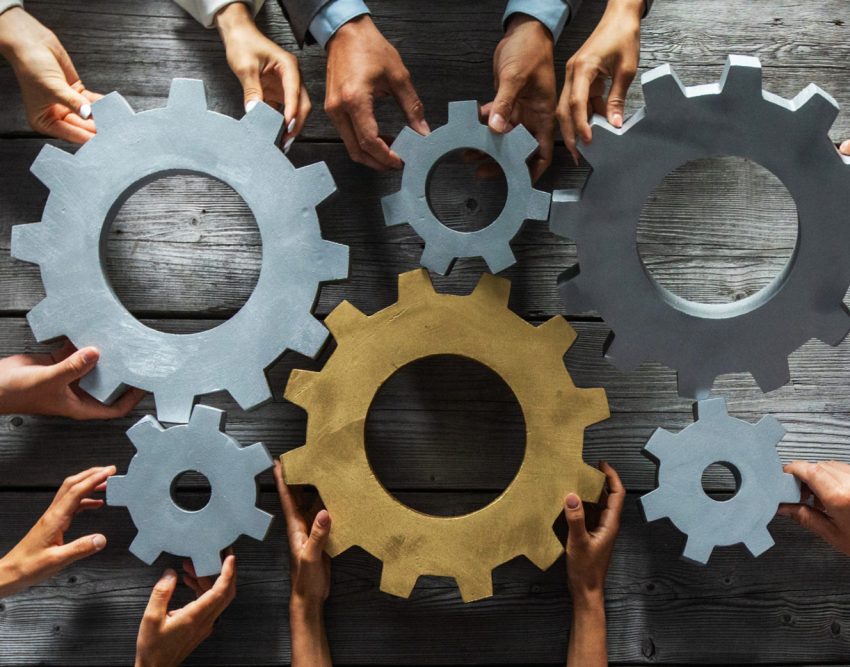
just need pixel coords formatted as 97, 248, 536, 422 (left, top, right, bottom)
308, 0, 371, 49
502, 0, 570, 42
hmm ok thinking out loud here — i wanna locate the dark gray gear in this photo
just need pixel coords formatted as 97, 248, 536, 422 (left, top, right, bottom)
107, 404, 273, 577
550, 55, 850, 399
11, 78, 349, 423
641, 397, 800, 564
382, 100, 550, 274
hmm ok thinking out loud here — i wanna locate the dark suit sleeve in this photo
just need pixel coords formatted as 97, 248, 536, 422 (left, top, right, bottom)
276, 0, 330, 46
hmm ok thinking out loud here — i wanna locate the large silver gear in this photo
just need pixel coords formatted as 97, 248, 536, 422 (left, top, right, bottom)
107, 404, 273, 577
641, 397, 800, 564
550, 55, 850, 399
382, 100, 550, 274
11, 78, 349, 423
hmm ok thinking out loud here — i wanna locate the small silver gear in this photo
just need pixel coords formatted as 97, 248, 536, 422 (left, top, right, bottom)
382, 100, 550, 274
550, 55, 850, 399
107, 404, 273, 577
11, 78, 349, 423
641, 397, 800, 564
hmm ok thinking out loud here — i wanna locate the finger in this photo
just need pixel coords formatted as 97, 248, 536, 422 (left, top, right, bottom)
606, 64, 636, 128
564, 493, 589, 548
103, 386, 146, 416
274, 460, 310, 550
74, 498, 104, 514
197, 555, 237, 621
183, 573, 204, 598
597, 461, 625, 530
777, 503, 837, 544
303, 509, 331, 563
276, 58, 301, 132
569, 64, 597, 145
557, 79, 579, 165
143, 569, 178, 623
346, 95, 401, 169
285, 87, 312, 154
55, 465, 116, 516
236, 64, 263, 112
784, 461, 842, 503
328, 107, 387, 170
49, 532, 107, 567
44, 118, 96, 144
391, 74, 429, 136
528, 120, 555, 182
840, 140, 850, 156
489, 70, 524, 134
42, 347, 100, 384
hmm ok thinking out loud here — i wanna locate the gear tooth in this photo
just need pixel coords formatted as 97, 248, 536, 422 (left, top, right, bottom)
505, 123, 539, 160
815, 305, 850, 346
295, 161, 337, 204
240, 101, 285, 143
603, 331, 645, 373
289, 315, 331, 359
643, 429, 676, 462
325, 300, 368, 340
419, 244, 456, 275
471, 272, 511, 306
676, 367, 715, 401
557, 265, 595, 314
718, 54, 764, 99
151, 390, 196, 425
188, 404, 226, 432
482, 243, 517, 274
317, 241, 350, 283
284, 368, 321, 405
682, 535, 714, 565
91, 91, 135, 131
639, 488, 669, 522
743, 527, 775, 558
397, 268, 437, 301
447, 100, 481, 128
641, 63, 687, 110
166, 78, 208, 113
455, 571, 494, 603
280, 447, 312, 485
577, 120, 617, 166
241, 442, 273, 476
379, 561, 420, 599
749, 359, 791, 394
25, 298, 65, 342
105, 474, 131, 507
390, 126, 425, 160
694, 397, 728, 421
536, 316, 577, 353
525, 532, 564, 570
576, 461, 607, 502
30, 144, 76, 189
792, 83, 839, 130
191, 550, 224, 578
241, 507, 273, 541
754, 415, 786, 444
326, 532, 355, 557
11, 223, 48, 264
549, 189, 581, 239
526, 188, 551, 222
381, 190, 410, 227
779, 472, 802, 503
129, 534, 162, 565
126, 415, 165, 450
78, 366, 130, 405
576, 388, 610, 429
228, 373, 273, 412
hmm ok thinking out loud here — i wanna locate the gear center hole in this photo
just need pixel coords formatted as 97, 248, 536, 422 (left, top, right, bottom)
171, 470, 212, 512
637, 156, 798, 306
365, 355, 526, 516
701, 461, 741, 501
105, 173, 261, 333
427, 149, 508, 232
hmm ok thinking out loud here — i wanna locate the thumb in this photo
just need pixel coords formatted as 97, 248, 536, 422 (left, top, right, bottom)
144, 569, 178, 621
303, 509, 331, 562
777, 503, 837, 545
606, 65, 635, 128
564, 493, 588, 548
44, 347, 99, 384
53, 82, 92, 119
489, 70, 523, 133
237, 66, 263, 112
50, 533, 107, 568
840, 140, 850, 156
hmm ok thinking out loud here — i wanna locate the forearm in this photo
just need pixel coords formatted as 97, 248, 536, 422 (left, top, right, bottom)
0, 553, 27, 599
290, 599, 331, 667
567, 589, 607, 667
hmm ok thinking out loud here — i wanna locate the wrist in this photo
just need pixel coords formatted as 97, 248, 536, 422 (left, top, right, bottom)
569, 584, 605, 609
0, 7, 30, 60
290, 595, 325, 623
326, 13, 374, 51
504, 13, 554, 45
605, 0, 645, 19
0, 555, 24, 598
215, 2, 256, 41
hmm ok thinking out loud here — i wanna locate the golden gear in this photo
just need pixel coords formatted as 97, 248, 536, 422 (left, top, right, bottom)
281, 269, 609, 603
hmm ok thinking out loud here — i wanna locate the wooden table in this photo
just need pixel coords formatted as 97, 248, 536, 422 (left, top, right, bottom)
1, 0, 849, 664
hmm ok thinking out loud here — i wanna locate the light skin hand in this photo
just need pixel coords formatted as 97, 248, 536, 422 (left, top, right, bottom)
487, 14, 556, 181
135, 554, 237, 667
0, 7, 101, 143
274, 460, 332, 667
0, 340, 145, 419
841, 141, 850, 156
215, 2, 310, 147
778, 460, 850, 556
0, 466, 114, 598
325, 15, 429, 170
557, 0, 644, 163
564, 462, 625, 667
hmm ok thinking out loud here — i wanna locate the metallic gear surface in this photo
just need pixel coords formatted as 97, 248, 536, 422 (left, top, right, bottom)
11, 78, 349, 423
108, 404, 273, 577
550, 55, 850, 399
382, 101, 550, 274
282, 269, 608, 602
641, 397, 800, 564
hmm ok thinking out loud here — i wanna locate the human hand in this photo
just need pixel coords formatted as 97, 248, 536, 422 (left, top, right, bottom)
325, 15, 429, 170
486, 14, 556, 181
564, 462, 624, 598
215, 3, 309, 151
778, 460, 850, 556
0, 7, 101, 143
0, 466, 114, 598
557, 0, 644, 162
840, 140, 850, 156
135, 554, 237, 667
0, 341, 145, 419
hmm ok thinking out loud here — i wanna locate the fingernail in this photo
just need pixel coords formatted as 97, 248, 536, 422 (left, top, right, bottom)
489, 113, 507, 133
164, 568, 177, 581
81, 348, 99, 365
566, 493, 580, 509
80, 103, 91, 120
841, 140, 850, 155
287, 117, 296, 134
92, 534, 106, 550
612, 112, 623, 127
317, 511, 330, 527
245, 99, 258, 113
284, 136, 295, 153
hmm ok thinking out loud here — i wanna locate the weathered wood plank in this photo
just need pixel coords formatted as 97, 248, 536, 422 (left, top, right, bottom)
0, 491, 847, 665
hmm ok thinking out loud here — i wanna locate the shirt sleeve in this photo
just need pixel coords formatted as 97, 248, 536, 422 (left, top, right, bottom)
173, 0, 265, 28
307, 0, 370, 48
0, 0, 23, 16
502, 0, 571, 41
